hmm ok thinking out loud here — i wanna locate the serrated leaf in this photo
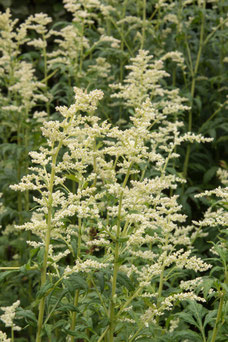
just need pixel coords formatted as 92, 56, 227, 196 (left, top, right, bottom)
202, 278, 216, 297
175, 329, 202, 341
64, 273, 88, 295
44, 323, 52, 337
178, 312, 197, 327
16, 308, 37, 322
52, 319, 67, 329
117, 272, 134, 291
63, 329, 90, 340
36, 281, 53, 299
204, 310, 217, 328
57, 304, 78, 312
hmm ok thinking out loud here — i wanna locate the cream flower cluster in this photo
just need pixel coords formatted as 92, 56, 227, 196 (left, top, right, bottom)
0, 331, 10, 342
48, 0, 120, 82
0, 9, 49, 128
0, 300, 21, 332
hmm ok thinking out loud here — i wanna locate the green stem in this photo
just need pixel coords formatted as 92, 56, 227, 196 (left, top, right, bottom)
42, 35, 50, 117
109, 164, 132, 341
119, 0, 128, 96
11, 327, 14, 342
17, 116, 23, 225
24, 107, 30, 219
98, 326, 109, 342
210, 270, 228, 342
79, 20, 85, 76
70, 216, 82, 341
35, 144, 61, 342
0, 267, 20, 270
92, 140, 97, 187
141, 0, 146, 49
200, 104, 225, 132
157, 266, 165, 303
183, 2, 205, 179
129, 325, 144, 342
91, 278, 109, 317
108, 16, 133, 57
210, 291, 224, 342
116, 287, 142, 318
203, 17, 228, 47
70, 290, 79, 338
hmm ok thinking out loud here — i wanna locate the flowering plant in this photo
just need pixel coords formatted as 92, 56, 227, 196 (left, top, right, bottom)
0, 1, 227, 342
9, 50, 214, 341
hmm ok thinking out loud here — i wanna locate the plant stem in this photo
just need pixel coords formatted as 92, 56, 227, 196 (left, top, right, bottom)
117, 287, 142, 318
109, 165, 132, 341
210, 290, 224, 342
141, 0, 146, 49
79, 20, 85, 76
98, 326, 109, 342
70, 216, 82, 341
128, 325, 144, 342
17, 116, 23, 225
210, 270, 228, 342
35, 144, 61, 342
11, 327, 14, 342
42, 35, 50, 117
183, 1, 205, 179
157, 265, 165, 302
0, 267, 20, 270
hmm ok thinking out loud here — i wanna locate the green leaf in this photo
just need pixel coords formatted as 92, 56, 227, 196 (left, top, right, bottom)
16, 308, 37, 324
0, 270, 17, 282
44, 323, 52, 337
36, 281, 53, 299
30, 247, 39, 259
216, 135, 228, 144
204, 310, 217, 328
203, 166, 218, 184
63, 329, 90, 340
117, 272, 134, 291
202, 278, 216, 298
64, 273, 88, 295
57, 304, 78, 312
37, 247, 45, 266
64, 173, 79, 182
96, 271, 105, 293
178, 312, 197, 327
52, 319, 67, 329
175, 329, 202, 341
194, 96, 202, 112
134, 338, 153, 342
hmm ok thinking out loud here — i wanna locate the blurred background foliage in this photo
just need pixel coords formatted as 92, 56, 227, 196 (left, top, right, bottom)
0, 0, 65, 21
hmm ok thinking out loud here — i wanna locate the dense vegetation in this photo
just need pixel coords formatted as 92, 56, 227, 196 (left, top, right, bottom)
0, 0, 227, 341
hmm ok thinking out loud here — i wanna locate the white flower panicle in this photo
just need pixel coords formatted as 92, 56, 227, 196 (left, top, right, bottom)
63, 259, 108, 278
0, 300, 21, 332
0, 331, 10, 342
